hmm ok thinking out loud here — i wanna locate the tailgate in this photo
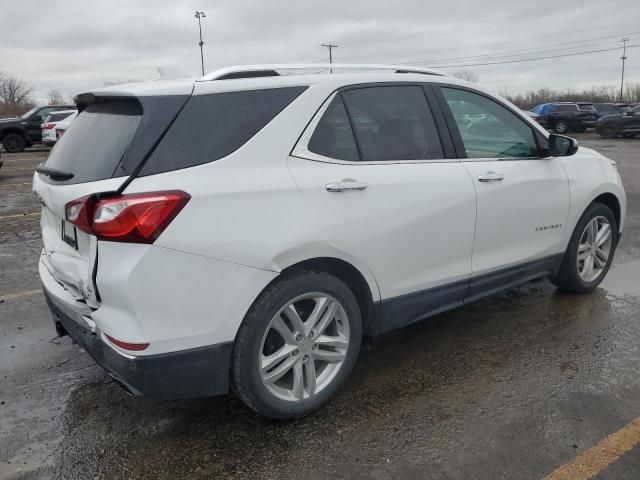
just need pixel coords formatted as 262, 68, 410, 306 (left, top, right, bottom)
34, 174, 123, 307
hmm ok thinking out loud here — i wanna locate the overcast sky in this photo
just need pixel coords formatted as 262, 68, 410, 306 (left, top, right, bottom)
1, 0, 639, 103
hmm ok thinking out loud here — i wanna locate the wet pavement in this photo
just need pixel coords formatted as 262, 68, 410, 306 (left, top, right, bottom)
1, 134, 639, 479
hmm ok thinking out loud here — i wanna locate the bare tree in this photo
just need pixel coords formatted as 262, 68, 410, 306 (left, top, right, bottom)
0, 72, 34, 117
47, 89, 67, 105
103, 79, 141, 87
452, 70, 479, 83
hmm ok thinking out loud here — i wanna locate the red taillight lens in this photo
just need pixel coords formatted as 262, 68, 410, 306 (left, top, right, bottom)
42, 123, 55, 129
65, 190, 190, 244
105, 334, 149, 351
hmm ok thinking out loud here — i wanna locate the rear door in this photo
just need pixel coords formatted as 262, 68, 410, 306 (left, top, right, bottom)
33, 95, 188, 306
289, 84, 477, 331
435, 85, 570, 290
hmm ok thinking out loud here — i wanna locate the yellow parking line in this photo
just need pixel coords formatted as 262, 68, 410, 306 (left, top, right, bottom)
544, 416, 640, 480
0, 211, 40, 220
0, 289, 42, 302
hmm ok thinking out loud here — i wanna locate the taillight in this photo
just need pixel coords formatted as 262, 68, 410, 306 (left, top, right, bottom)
42, 123, 55, 129
65, 190, 190, 244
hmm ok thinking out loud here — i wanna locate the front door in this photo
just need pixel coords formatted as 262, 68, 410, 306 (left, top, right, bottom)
436, 85, 570, 292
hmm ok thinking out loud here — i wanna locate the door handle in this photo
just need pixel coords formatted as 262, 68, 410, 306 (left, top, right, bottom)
325, 179, 368, 192
477, 171, 504, 183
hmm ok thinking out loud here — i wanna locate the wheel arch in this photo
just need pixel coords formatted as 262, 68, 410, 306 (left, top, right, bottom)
268, 256, 380, 338
0, 127, 26, 140
591, 192, 622, 232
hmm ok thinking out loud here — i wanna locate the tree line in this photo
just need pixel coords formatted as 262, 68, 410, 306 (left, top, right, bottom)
0, 72, 67, 118
501, 83, 640, 110
1, 70, 639, 118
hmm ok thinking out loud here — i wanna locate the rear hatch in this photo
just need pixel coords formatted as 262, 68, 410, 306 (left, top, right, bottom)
33, 91, 191, 307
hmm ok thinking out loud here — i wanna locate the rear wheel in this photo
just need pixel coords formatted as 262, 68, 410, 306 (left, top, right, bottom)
550, 203, 617, 292
232, 270, 362, 419
2, 133, 26, 153
554, 120, 569, 134
600, 124, 617, 138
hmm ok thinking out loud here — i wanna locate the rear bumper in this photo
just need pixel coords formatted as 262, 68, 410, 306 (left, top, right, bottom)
43, 287, 233, 399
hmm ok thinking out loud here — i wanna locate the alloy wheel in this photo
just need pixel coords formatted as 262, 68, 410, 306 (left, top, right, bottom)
259, 293, 350, 402
577, 216, 613, 282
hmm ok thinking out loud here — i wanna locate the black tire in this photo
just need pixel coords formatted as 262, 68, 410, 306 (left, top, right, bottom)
600, 124, 617, 138
549, 203, 618, 293
2, 133, 27, 153
554, 120, 569, 134
232, 270, 362, 420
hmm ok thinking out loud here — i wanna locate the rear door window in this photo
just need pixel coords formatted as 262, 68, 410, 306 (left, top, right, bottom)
340, 85, 444, 161
141, 87, 307, 176
308, 95, 359, 161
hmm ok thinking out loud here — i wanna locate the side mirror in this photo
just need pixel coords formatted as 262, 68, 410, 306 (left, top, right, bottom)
626, 111, 634, 116
549, 134, 579, 157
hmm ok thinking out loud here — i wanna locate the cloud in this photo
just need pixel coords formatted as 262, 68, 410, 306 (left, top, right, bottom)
1, 0, 638, 99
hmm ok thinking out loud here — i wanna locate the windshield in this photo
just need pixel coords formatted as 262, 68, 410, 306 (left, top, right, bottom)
20, 107, 40, 119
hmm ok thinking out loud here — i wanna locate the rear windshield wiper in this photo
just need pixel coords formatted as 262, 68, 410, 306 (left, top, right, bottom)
36, 166, 74, 181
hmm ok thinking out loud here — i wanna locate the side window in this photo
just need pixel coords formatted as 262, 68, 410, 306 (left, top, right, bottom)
341, 86, 444, 161
308, 96, 359, 161
142, 86, 307, 176
441, 87, 539, 159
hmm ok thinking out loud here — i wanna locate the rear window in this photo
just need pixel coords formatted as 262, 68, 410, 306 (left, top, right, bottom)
47, 111, 75, 123
43, 101, 142, 184
140, 86, 307, 176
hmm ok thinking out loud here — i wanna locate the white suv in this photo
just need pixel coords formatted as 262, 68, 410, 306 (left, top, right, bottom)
34, 64, 626, 419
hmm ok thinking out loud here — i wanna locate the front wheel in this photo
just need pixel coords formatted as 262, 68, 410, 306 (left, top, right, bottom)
550, 203, 618, 292
232, 270, 362, 419
600, 124, 617, 138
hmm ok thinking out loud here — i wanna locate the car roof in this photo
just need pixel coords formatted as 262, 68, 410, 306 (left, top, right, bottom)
75, 63, 472, 99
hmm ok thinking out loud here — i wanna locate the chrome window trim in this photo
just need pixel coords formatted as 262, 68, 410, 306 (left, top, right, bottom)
291, 90, 458, 165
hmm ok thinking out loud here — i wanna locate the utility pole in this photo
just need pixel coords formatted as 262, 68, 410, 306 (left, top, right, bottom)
321, 44, 338, 73
195, 11, 206, 76
620, 37, 629, 102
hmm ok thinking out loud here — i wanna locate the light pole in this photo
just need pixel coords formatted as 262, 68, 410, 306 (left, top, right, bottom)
620, 37, 629, 102
195, 11, 206, 76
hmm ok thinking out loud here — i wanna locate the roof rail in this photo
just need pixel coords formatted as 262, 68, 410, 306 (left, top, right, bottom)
198, 64, 449, 81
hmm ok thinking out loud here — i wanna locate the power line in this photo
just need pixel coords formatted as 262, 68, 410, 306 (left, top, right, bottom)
419, 44, 640, 69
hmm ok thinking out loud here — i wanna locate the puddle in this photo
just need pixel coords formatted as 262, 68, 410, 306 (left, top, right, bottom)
600, 260, 640, 297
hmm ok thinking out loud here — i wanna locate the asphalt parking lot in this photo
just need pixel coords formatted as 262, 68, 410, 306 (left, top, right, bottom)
1, 133, 640, 480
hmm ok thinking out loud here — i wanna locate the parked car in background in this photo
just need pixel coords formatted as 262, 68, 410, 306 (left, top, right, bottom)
592, 103, 632, 119
41, 110, 77, 146
34, 64, 626, 419
0, 105, 75, 153
596, 105, 640, 138
530, 102, 597, 133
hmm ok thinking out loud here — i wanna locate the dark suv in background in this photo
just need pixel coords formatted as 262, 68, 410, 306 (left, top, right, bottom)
593, 103, 631, 119
596, 105, 640, 138
530, 102, 597, 133
0, 105, 75, 153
